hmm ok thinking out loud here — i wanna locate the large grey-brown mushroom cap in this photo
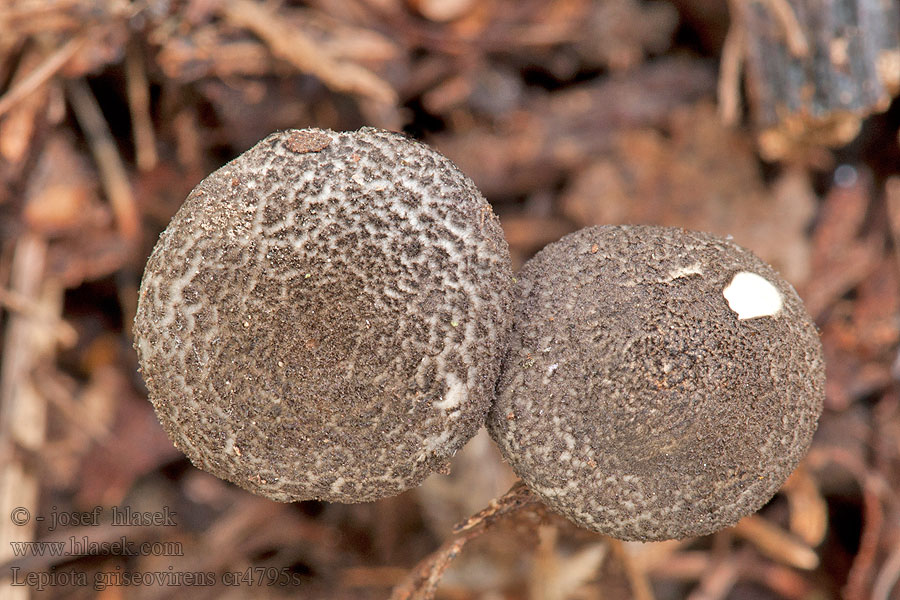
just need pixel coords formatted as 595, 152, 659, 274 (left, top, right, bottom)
134, 127, 513, 503
488, 225, 824, 541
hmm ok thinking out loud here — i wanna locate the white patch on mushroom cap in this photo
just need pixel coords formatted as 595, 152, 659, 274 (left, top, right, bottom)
433, 372, 466, 411
666, 262, 703, 281
723, 271, 783, 320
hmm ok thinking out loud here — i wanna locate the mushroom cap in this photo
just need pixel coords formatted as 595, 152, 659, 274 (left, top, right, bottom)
134, 127, 513, 502
488, 225, 824, 541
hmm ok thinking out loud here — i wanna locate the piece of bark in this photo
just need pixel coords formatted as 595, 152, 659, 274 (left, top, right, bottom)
734, 0, 900, 159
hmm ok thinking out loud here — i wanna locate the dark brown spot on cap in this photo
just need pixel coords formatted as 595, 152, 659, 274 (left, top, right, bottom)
285, 130, 331, 153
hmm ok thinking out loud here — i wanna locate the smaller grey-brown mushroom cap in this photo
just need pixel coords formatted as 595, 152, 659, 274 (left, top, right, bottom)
134, 127, 513, 503
488, 225, 824, 541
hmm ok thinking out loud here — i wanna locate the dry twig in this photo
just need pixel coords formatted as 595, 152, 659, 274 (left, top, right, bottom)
390, 481, 540, 600
125, 40, 158, 172
66, 78, 140, 245
0, 233, 53, 600
717, 2, 745, 125
222, 0, 397, 105
731, 514, 819, 570
0, 35, 85, 117
808, 446, 893, 600
609, 539, 655, 600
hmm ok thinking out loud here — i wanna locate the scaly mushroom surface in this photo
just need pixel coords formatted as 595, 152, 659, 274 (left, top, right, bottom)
488, 225, 824, 541
134, 127, 513, 502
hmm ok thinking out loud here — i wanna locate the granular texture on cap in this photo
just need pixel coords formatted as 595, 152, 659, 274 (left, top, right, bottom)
488, 225, 824, 541
134, 127, 513, 502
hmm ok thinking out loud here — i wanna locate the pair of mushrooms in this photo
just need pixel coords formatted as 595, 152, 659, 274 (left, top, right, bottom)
134, 127, 824, 542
